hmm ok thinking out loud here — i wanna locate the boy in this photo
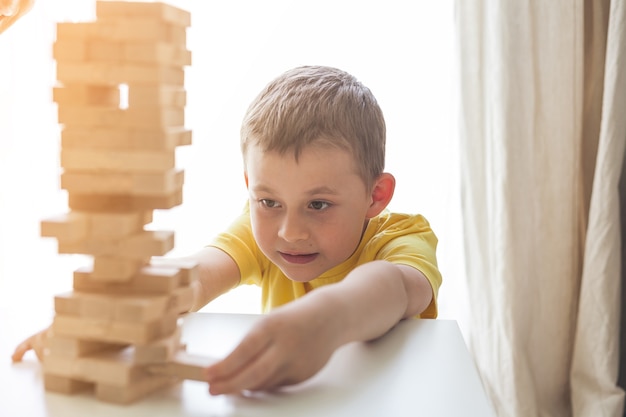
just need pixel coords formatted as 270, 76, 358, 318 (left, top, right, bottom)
13, 65, 442, 395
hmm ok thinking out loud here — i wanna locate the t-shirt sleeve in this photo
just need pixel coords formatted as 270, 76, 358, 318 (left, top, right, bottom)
376, 215, 442, 319
207, 204, 266, 287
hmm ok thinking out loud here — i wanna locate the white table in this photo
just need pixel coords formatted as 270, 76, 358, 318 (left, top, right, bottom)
1, 313, 495, 416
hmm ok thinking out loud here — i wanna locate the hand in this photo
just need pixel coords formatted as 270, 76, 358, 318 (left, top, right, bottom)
0, 0, 35, 34
204, 302, 341, 395
0, 0, 19, 16
11, 326, 51, 363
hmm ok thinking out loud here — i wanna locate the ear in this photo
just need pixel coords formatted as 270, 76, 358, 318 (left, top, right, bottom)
365, 173, 395, 218
244, 171, 249, 188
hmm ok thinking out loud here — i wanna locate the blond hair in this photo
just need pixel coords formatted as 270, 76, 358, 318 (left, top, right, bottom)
240, 66, 386, 187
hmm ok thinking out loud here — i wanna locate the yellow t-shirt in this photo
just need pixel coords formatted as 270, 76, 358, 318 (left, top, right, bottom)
210, 204, 442, 318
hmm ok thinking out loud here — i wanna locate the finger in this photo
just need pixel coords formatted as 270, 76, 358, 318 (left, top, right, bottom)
32, 331, 48, 362
11, 338, 34, 363
208, 346, 285, 395
11, 328, 51, 363
205, 329, 271, 382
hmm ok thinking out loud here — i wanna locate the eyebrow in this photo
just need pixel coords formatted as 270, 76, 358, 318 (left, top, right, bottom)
306, 186, 339, 196
250, 184, 339, 196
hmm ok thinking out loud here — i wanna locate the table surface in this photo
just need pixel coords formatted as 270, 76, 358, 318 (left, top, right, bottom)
1, 313, 495, 417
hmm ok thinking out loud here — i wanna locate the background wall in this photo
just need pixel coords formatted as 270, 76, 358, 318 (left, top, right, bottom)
0, 1, 468, 343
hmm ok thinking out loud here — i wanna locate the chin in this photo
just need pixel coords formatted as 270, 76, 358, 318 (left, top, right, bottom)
283, 271, 317, 283
278, 266, 319, 283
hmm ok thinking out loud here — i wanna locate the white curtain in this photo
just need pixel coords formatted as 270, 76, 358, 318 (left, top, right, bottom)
456, 0, 626, 416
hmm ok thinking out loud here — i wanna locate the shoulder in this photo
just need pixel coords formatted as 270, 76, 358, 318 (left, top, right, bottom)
369, 211, 434, 236
362, 210, 439, 256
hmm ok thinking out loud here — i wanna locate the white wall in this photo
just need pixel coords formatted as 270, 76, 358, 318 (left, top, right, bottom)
0, 0, 468, 335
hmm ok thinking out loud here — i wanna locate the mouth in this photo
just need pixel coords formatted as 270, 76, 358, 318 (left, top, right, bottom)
279, 252, 319, 265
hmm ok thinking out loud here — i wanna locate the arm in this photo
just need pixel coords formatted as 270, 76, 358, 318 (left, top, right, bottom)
185, 246, 241, 312
311, 260, 433, 343
204, 260, 433, 394
12, 246, 240, 362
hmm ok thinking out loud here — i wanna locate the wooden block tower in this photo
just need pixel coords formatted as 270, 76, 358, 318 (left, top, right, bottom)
40, 1, 212, 404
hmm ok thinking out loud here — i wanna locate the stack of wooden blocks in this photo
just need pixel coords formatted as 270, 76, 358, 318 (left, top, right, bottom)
40, 0, 213, 404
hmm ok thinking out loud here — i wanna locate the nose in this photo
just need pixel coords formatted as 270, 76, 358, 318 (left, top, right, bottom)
278, 210, 309, 242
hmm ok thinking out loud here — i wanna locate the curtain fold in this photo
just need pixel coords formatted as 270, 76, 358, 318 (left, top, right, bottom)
571, 1, 626, 415
455, 0, 626, 415
619, 133, 626, 415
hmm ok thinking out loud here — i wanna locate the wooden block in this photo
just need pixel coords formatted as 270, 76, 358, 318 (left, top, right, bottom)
42, 211, 150, 245
87, 210, 152, 241
120, 230, 175, 258
56, 20, 187, 44
87, 293, 169, 322
173, 286, 194, 314
121, 64, 185, 86
56, 291, 113, 321
52, 39, 87, 62
87, 39, 124, 62
67, 188, 183, 211
125, 107, 185, 129
133, 326, 182, 364
57, 62, 185, 86
54, 39, 123, 63
61, 127, 191, 151
54, 61, 120, 86
124, 42, 191, 67
52, 313, 179, 345
74, 293, 112, 319
61, 149, 176, 173
56, 38, 190, 67
113, 294, 173, 323
96, 1, 191, 28
128, 85, 186, 107
45, 211, 151, 244
40, 212, 88, 242
43, 373, 93, 394
82, 348, 147, 386
57, 105, 124, 127
53, 84, 120, 106
150, 257, 199, 286
58, 106, 184, 129
147, 350, 216, 381
44, 347, 148, 387
55, 288, 184, 323
73, 264, 182, 295
92, 256, 148, 282
43, 355, 86, 382
55, 22, 94, 42
46, 334, 126, 358
61, 168, 184, 196
95, 373, 177, 404
60, 229, 174, 258
54, 291, 83, 316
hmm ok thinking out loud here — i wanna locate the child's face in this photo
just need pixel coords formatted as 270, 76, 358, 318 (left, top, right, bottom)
245, 143, 375, 282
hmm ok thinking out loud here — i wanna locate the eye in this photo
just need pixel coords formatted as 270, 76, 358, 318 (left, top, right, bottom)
260, 199, 281, 208
309, 200, 330, 210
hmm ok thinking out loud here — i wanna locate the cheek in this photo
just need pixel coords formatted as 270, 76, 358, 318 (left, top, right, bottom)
250, 212, 274, 248
318, 219, 363, 253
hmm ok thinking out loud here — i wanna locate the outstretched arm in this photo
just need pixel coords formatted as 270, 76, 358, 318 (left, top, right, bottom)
204, 260, 433, 395
185, 246, 241, 312
11, 246, 240, 362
